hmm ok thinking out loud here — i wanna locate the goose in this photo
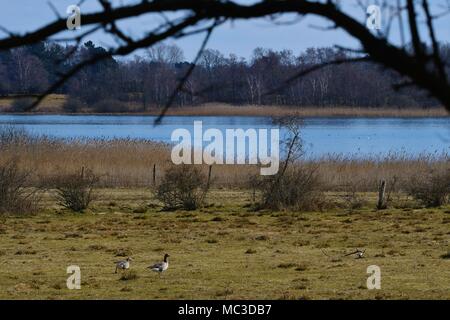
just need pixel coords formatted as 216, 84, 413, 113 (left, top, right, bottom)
114, 257, 133, 273
148, 253, 170, 275
345, 249, 365, 259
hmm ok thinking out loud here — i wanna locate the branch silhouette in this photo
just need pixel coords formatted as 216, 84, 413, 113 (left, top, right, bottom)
0, 0, 448, 116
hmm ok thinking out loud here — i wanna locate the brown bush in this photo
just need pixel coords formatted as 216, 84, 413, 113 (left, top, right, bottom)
155, 165, 209, 210
406, 168, 450, 207
249, 118, 325, 211
0, 159, 40, 214
254, 165, 325, 211
49, 167, 99, 212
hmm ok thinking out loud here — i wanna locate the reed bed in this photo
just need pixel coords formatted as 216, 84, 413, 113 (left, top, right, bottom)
1, 96, 448, 117
147, 103, 448, 118
0, 127, 447, 191
310, 152, 449, 191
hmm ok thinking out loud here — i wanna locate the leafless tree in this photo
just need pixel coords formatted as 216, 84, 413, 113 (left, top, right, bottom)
147, 43, 184, 64
10, 47, 48, 93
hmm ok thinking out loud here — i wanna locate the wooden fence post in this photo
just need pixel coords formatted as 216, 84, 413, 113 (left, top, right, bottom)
206, 165, 212, 190
377, 180, 386, 210
152, 164, 156, 186
207, 164, 212, 189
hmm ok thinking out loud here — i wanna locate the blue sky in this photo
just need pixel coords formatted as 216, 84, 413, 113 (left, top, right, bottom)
0, 0, 449, 60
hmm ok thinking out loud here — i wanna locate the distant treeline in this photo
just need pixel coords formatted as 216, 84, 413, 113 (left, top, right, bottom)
1, 41, 449, 112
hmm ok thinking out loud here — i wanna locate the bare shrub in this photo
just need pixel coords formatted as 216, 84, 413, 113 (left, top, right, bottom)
50, 167, 99, 212
406, 168, 450, 207
0, 159, 40, 214
255, 165, 324, 211
155, 165, 209, 210
254, 117, 325, 211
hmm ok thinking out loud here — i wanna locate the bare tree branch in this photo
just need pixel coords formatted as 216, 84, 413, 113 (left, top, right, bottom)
406, 0, 425, 61
422, 0, 448, 83
24, 14, 203, 111
0, 0, 448, 114
154, 21, 217, 125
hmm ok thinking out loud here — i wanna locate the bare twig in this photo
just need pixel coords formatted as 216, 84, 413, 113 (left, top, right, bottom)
154, 21, 217, 125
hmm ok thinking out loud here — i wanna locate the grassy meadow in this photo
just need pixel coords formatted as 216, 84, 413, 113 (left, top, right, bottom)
0, 189, 449, 299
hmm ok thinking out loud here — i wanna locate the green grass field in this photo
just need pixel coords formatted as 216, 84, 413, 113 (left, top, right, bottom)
0, 189, 449, 299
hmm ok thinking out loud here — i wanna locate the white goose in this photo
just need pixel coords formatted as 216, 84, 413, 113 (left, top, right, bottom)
114, 257, 133, 273
148, 254, 170, 275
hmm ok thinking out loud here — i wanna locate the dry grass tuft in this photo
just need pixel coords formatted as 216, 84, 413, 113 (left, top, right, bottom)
119, 270, 138, 281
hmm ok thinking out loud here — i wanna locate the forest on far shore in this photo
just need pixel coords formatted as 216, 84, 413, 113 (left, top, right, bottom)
1, 41, 449, 113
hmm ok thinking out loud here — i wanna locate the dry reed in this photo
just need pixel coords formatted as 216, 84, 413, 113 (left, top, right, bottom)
1, 96, 448, 117
0, 127, 447, 191
146, 103, 448, 118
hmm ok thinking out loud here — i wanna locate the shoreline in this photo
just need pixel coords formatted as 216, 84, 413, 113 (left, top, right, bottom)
0, 100, 448, 118
0, 94, 450, 118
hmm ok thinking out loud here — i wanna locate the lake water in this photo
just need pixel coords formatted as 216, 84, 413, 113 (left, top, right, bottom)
0, 114, 448, 159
